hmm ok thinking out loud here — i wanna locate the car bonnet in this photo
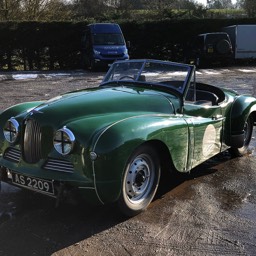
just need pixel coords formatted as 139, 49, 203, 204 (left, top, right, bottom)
24, 87, 178, 126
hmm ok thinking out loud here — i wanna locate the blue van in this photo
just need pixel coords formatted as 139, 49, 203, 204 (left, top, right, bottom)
82, 23, 129, 70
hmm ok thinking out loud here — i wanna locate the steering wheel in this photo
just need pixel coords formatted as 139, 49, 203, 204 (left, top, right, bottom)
118, 75, 134, 81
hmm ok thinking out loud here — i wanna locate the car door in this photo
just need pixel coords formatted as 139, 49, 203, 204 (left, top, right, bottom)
183, 101, 224, 171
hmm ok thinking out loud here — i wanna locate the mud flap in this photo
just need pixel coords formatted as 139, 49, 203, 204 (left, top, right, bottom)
229, 132, 244, 148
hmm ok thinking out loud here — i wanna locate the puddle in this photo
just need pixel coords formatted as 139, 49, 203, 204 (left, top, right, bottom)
0, 182, 21, 222
234, 201, 256, 222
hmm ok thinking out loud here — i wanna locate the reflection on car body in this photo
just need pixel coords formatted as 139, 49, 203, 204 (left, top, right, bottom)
0, 59, 255, 216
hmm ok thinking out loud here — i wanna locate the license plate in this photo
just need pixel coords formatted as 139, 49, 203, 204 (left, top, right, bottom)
11, 172, 54, 196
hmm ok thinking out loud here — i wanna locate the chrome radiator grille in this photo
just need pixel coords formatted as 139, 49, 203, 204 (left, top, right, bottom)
23, 119, 42, 163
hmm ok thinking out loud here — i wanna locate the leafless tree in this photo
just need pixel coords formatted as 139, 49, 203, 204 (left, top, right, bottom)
0, 0, 22, 20
207, 0, 234, 8
72, 0, 107, 18
241, 0, 256, 17
0, 0, 73, 20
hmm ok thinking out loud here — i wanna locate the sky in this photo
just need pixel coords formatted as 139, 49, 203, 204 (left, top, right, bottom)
195, 0, 237, 6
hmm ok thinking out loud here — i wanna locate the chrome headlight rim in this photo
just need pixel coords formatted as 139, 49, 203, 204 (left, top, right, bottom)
53, 127, 75, 155
3, 118, 20, 143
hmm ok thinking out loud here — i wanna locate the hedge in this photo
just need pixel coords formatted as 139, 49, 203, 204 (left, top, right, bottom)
0, 18, 255, 70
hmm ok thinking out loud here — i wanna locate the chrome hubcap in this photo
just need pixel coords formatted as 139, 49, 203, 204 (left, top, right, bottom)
125, 154, 153, 203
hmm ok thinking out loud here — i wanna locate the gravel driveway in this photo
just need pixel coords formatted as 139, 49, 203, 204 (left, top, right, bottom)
0, 66, 256, 256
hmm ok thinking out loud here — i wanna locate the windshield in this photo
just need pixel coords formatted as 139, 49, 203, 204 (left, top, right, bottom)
206, 33, 229, 43
102, 59, 194, 94
93, 33, 125, 45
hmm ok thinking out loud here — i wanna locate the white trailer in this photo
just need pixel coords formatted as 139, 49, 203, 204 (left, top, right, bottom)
223, 25, 256, 59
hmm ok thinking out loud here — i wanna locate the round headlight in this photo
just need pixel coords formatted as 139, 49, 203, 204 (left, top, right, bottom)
3, 118, 19, 143
53, 127, 75, 155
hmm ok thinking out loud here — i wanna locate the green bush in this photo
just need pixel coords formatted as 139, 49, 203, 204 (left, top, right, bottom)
0, 18, 256, 70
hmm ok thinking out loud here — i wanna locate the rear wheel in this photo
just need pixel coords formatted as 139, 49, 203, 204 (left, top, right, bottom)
216, 39, 231, 54
118, 145, 161, 217
229, 115, 254, 157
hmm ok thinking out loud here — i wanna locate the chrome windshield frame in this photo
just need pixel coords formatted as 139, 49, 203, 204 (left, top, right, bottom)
101, 59, 195, 96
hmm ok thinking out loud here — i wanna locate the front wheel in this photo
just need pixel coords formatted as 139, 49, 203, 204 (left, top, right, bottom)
87, 58, 96, 71
118, 145, 161, 217
229, 115, 254, 157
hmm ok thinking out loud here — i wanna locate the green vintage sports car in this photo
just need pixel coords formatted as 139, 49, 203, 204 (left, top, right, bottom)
0, 59, 255, 216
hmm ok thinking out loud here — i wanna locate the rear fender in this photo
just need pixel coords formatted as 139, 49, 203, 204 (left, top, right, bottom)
227, 95, 256, 147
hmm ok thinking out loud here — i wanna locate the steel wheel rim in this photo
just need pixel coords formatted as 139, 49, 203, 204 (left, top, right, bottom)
125, 153, 155, 204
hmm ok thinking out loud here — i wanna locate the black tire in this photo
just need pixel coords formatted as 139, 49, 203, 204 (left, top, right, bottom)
229, 115, 254, 157
196, 57, 207, 69
216, 39, 231, 54
87, 58, 96, 71
118, 145, 161, 217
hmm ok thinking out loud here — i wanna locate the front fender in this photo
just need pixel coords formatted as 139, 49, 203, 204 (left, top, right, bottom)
0, 101, 43, 124
91, 114, 189, 203
0, 101, 43, 143
227, 95, 256, 147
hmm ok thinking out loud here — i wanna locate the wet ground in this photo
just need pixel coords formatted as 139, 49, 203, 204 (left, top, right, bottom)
0, 66, 256, 255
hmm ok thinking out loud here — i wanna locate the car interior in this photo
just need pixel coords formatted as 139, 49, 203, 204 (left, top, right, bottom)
185, 82, 226, 106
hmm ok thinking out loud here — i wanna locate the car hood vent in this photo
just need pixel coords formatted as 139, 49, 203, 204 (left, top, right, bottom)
43, 158, 74, 173
3, 147, 21, 163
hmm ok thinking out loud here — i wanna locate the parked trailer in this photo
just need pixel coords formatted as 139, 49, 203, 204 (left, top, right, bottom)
223, 25, 256, 59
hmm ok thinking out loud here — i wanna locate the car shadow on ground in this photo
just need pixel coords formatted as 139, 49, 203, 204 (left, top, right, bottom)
0, 187, 128, 255
156, 150, 231, 199
0, 151, 233, 255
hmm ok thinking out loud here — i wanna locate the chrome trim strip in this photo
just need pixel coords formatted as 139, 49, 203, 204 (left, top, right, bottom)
92, 160, 104, 205
78, 187, 95, 190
